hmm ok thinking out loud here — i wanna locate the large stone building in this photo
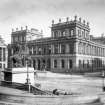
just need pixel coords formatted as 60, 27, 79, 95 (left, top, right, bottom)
8, 16, 105, 73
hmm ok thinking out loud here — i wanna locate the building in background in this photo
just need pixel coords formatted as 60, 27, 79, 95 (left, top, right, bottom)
8, 16, 105, 73
0, 36, 8, 81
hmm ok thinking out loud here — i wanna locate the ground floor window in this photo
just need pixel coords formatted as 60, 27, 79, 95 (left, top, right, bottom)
69, 60, 72, 69
61, 59, 65, 68
54, 60, 57, 68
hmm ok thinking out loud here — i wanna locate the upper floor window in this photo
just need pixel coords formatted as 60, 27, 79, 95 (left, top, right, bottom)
14, 37, 18, 42
70, 30, 74, 36
65, 29, 69, 36
58, 31, 61, 37
54, 31, 58, 37
29, 47, 32, 55
3, 48, 6, 61
61, 44, 65, 54
63, 31, 66, 36
54, 44, 58, 54
38, 47, 42, 55
82, 31, 84, 38
61, 30, 65, 37
78, 29, 81, 37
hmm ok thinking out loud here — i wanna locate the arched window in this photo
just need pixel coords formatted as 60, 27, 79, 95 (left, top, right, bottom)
71, 30, 74, 36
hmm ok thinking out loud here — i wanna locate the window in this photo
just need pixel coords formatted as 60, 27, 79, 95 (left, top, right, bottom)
82, 31, 84, 37
87, 60, 89, 68
69, 60, 72, 69
3, 48, 5, 61
78, 29, 81, 37
29, 47, 32, 55
54, 44, 58, 54
52, 31, 54, 37
14, 37, 18, 42
65, 29, 69, 36
54, 60, 57, 68
61, 59, 65, 68
71, 30, 74, 36
54, 31, 58, 37
63, 31, 65, 36
61, 44, 65, 54
58, 31, 61, 37
38, 47, 42, 55
33, 46, 37, 55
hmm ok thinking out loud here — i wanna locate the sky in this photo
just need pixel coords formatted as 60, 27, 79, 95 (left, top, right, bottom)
0, 0, 105, 44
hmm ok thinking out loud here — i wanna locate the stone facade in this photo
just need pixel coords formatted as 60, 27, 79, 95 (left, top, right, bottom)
8, 16, 105, 73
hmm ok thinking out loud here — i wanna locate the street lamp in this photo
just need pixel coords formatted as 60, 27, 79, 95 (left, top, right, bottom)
26, 59, 31, 93
102, 70, 105, 91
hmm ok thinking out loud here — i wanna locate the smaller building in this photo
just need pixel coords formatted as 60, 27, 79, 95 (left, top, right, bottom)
0, 36, 8, 81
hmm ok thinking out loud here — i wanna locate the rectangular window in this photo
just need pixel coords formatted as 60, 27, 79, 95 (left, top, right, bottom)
69, 60, 72, 69
54, 60, 57, 68
54, 31, 58, 37
54, 44, 58, 54
3, 48, 5, 61
61, 44, 65, 54
61, 59, 65, 68
38, 47, 42, 55
29, 47, 32, 55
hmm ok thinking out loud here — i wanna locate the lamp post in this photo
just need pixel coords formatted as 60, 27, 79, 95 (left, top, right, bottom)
102, 70, 105, 91
26, 59, 31, 93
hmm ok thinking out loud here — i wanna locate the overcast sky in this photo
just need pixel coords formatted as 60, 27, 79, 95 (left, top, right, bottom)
0, 0, 105, 44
